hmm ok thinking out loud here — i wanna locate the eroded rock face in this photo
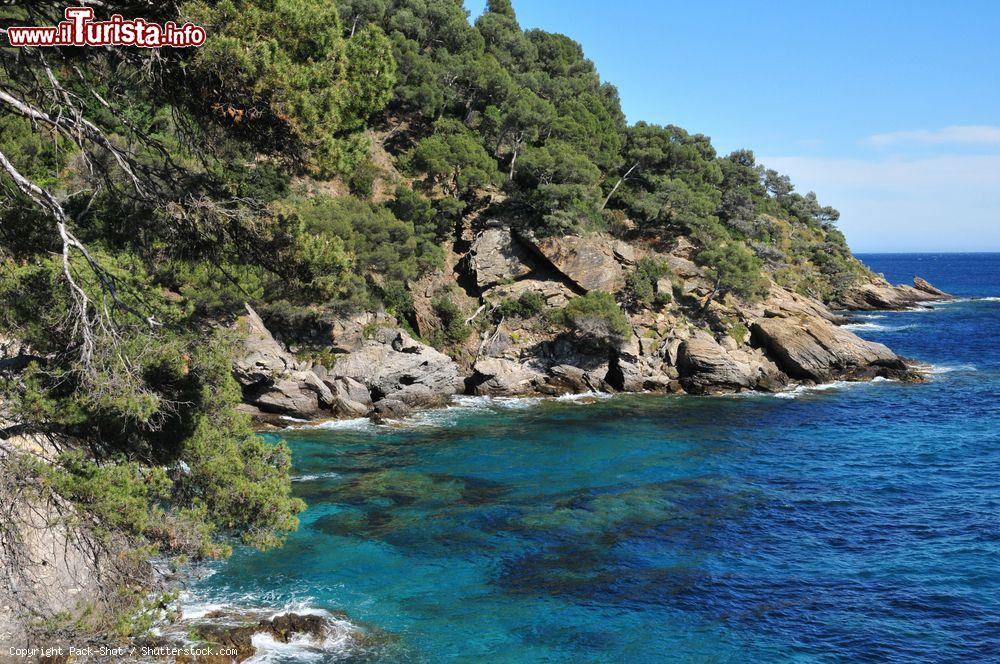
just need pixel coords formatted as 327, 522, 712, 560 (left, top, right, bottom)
467, 357, 545, 396
323, 375, 373, 418
676, 333, 754, 393
519, 233, 625, 293
466, 227, 535, 290
332, 328, 460, 408
837, 277, 952, 311
233, 305, 332, 419
751, 315, 906, 382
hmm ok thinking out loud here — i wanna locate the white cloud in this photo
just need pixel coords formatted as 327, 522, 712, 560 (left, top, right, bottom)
868, 125, 1000, 148
760, 155, 1000, 251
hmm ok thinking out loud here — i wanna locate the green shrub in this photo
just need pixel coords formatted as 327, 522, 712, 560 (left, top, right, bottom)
624, 257, 672, 310
432, 294, 470, 344
549, 291, 630, 349
494, 291, 545, 320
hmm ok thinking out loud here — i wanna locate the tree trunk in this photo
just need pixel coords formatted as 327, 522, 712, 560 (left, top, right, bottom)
600, 161, 639, 210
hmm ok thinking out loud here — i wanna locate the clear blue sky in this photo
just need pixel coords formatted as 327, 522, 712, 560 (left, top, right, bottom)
465, 0, 1000, 252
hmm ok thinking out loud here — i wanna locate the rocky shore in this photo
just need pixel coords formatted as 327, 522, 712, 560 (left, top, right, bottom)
232, 229, 953, 426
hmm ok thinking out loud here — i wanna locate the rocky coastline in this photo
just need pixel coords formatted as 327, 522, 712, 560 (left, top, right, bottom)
232, 229, 953, 427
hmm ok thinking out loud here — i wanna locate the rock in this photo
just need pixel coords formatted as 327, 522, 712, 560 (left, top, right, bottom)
612, 240, 637, 265
673, 328, 787, 394
545, 363, 608, 394
332, 328, 459, 408
323, 375, 373, 417
468, 357, 545, 396
655, 276, 672, 299
837, 276, 952, 311
485, 279, 576, 308
372, 398, 411, 421
519, 233, 625, 293
466, 227, 535, 290
183, 612, 347, 664
324, 311, 395, 353
751, 314, 907, 382
232, 304, 297, 387
676, 334, 757, 393
761, 285, 843, 323
605, 355, 643, 392
232, 304, 333, 419
664, 338, 684, 366
913, 276, 950, 297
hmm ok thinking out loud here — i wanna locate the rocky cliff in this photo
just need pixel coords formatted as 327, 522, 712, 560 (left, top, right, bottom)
232, 230, 951, 425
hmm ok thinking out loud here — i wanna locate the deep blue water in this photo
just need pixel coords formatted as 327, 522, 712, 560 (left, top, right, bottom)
191, 254, 1000, 663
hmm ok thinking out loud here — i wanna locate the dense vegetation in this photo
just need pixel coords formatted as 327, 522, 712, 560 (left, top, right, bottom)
0, 0, 870, 635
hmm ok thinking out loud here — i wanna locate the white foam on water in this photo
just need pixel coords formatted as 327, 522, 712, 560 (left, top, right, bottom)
292, 471, 341, 482
771, 381, 855, 399
451, 394, 542, 410
292, 417, 375, 432
841, 322, 915, 333
923, 363, 978, 375
246, 621, 357, 664
178, 594, 362, 661
553, 391, 614, 402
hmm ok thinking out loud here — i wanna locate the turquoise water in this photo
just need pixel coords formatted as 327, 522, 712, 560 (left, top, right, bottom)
191, 254, 1000, 662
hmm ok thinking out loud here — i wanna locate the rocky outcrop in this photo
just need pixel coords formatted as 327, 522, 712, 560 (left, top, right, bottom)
332, 328, 460, 413
838, 276, 953, 311
676, 331, 785, 393
180, 611, 361, 663
751, 314, 907, 382
519, 233, 626, 293
230, 251, 949, 425
467, 357, 545, 396
484, 278, 575, 308
465, 226, 535, 290
233, 305, 333, 420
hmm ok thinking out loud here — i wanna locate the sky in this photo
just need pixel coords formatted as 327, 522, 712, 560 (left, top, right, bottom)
464, 0, 1000, 252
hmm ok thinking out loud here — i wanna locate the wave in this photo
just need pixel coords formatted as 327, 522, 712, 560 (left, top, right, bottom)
922, 363, 978, 375
292, 471, 341, 482
841, 322, 916, 333
285, 392, 616, 432
178, 593, 361, 662
247, 621, 357, 664
293, 417, 376, 432
553, 391, 614, 402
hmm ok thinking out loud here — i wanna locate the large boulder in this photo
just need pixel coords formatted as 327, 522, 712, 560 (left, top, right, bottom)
466, 227, 535, 290
332, 328, 460, 408
322, 375, 373, 418
519, 233, 625, 293
232, 304, 297, 387
233, 305, 332, 419
543, 363, 609, 394
751, 314, 907, 382
467, 357, 545, 396
676, 333, 757, 393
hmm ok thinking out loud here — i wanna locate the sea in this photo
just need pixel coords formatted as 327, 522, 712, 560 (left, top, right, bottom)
185, 253, 1000, 663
